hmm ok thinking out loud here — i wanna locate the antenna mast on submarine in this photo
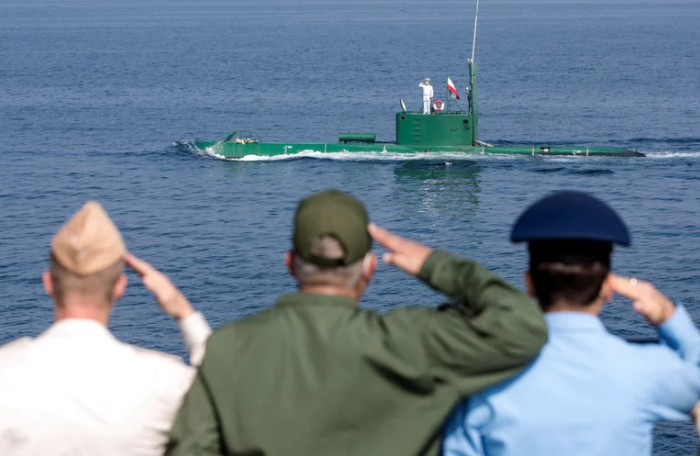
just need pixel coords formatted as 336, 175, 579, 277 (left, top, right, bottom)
468, 0, 481, 145
471, 0, 480, 62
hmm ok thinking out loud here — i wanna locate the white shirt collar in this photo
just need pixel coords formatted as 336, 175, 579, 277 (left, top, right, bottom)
40, 319, 117, 343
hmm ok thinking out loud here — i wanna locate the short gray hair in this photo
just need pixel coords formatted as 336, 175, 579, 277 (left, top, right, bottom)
294, 236, 364, 288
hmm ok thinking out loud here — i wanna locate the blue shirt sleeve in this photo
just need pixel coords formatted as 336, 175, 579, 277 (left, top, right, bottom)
657, 304, 700, 364
645, 305, 700, 421
442, 398, 490, 456
644, 346, 700, 421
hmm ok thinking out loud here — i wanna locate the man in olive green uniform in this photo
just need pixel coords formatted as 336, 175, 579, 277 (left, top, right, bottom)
167, 190, 547, 456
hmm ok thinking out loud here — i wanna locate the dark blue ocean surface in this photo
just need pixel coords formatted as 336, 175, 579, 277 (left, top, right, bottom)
1, 0, 699, 453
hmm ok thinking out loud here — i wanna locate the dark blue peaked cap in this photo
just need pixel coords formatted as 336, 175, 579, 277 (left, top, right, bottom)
511, 191, 630, 246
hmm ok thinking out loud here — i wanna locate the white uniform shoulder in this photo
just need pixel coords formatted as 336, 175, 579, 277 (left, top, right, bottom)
0, 337, 34, 366
123, 343, 193, 375
113, 342, 196, 406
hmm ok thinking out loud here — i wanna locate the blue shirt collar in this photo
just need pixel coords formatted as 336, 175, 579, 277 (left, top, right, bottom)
544, 312, 606, 332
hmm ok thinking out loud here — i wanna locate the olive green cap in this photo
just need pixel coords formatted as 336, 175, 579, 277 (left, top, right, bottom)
293, 190, 371, 267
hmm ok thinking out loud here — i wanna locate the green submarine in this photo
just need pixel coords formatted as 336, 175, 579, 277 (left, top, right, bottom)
195, 2, 643, 159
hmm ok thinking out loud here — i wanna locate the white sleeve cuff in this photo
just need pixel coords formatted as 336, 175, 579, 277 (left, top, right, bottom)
178, 311, 212, 367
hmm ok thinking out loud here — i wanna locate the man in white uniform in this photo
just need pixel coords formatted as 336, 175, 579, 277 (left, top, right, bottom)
419, 78, 433, 114
0, 201, 212, 456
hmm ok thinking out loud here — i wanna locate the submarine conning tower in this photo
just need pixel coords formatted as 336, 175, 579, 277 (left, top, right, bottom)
395, 60, 479, 148
395, 111, 474, 147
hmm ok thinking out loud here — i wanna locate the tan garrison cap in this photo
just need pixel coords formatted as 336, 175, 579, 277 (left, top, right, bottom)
51, 201, 125, 275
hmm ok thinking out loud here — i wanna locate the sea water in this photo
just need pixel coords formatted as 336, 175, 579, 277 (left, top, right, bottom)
1, 0, 699, 453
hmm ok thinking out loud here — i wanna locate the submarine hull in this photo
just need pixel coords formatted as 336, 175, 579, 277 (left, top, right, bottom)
195, 110, 643, 159
194, 141, 644, 159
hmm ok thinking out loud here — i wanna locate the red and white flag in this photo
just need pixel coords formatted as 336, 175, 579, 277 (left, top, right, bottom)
447, 76, 460, 99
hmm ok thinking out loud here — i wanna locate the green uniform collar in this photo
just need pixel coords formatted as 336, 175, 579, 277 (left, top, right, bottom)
275, 292, 357, 309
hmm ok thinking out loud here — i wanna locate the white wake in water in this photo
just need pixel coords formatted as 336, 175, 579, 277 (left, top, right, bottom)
237, 150, 511, 162
640, 151, 700, 159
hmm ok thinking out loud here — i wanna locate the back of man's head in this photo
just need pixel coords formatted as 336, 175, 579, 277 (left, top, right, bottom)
288, 190, 374, 293
47, 201, 126, 309
50, 254, 124, 306
511, 191, 630, 312
528, 240, 611, 311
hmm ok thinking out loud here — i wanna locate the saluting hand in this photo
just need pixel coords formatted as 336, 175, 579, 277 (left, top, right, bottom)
368, 223, 432, 276
691, 401, 700, 455
610, 274, 675, 326
125, 253, 195, 320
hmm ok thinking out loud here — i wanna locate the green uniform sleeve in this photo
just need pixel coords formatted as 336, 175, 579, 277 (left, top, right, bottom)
416, 250, 547, 394
166, 367, 222, 456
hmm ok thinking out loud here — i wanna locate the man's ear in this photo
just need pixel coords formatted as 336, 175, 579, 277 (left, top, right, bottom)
362, 253, 377, 282
599, 273, 614, 304
43, 271, 54, 298
285, 251, 296, 277
112, 273, 127, 301
354, 253, 377, 300
524, 270, 536, 298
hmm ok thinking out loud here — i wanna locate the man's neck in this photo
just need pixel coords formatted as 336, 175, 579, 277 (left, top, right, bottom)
54, 297, 111, 326
299, 285, 359, 303
545, 301, 602, 316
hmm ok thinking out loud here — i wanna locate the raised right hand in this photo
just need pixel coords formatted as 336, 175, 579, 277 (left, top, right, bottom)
610, 274, 675, 326
125, 253, 195, 321
368, 223, 432, 276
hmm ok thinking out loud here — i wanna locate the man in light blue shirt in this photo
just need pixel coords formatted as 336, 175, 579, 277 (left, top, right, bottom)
443, 191, 700, 456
